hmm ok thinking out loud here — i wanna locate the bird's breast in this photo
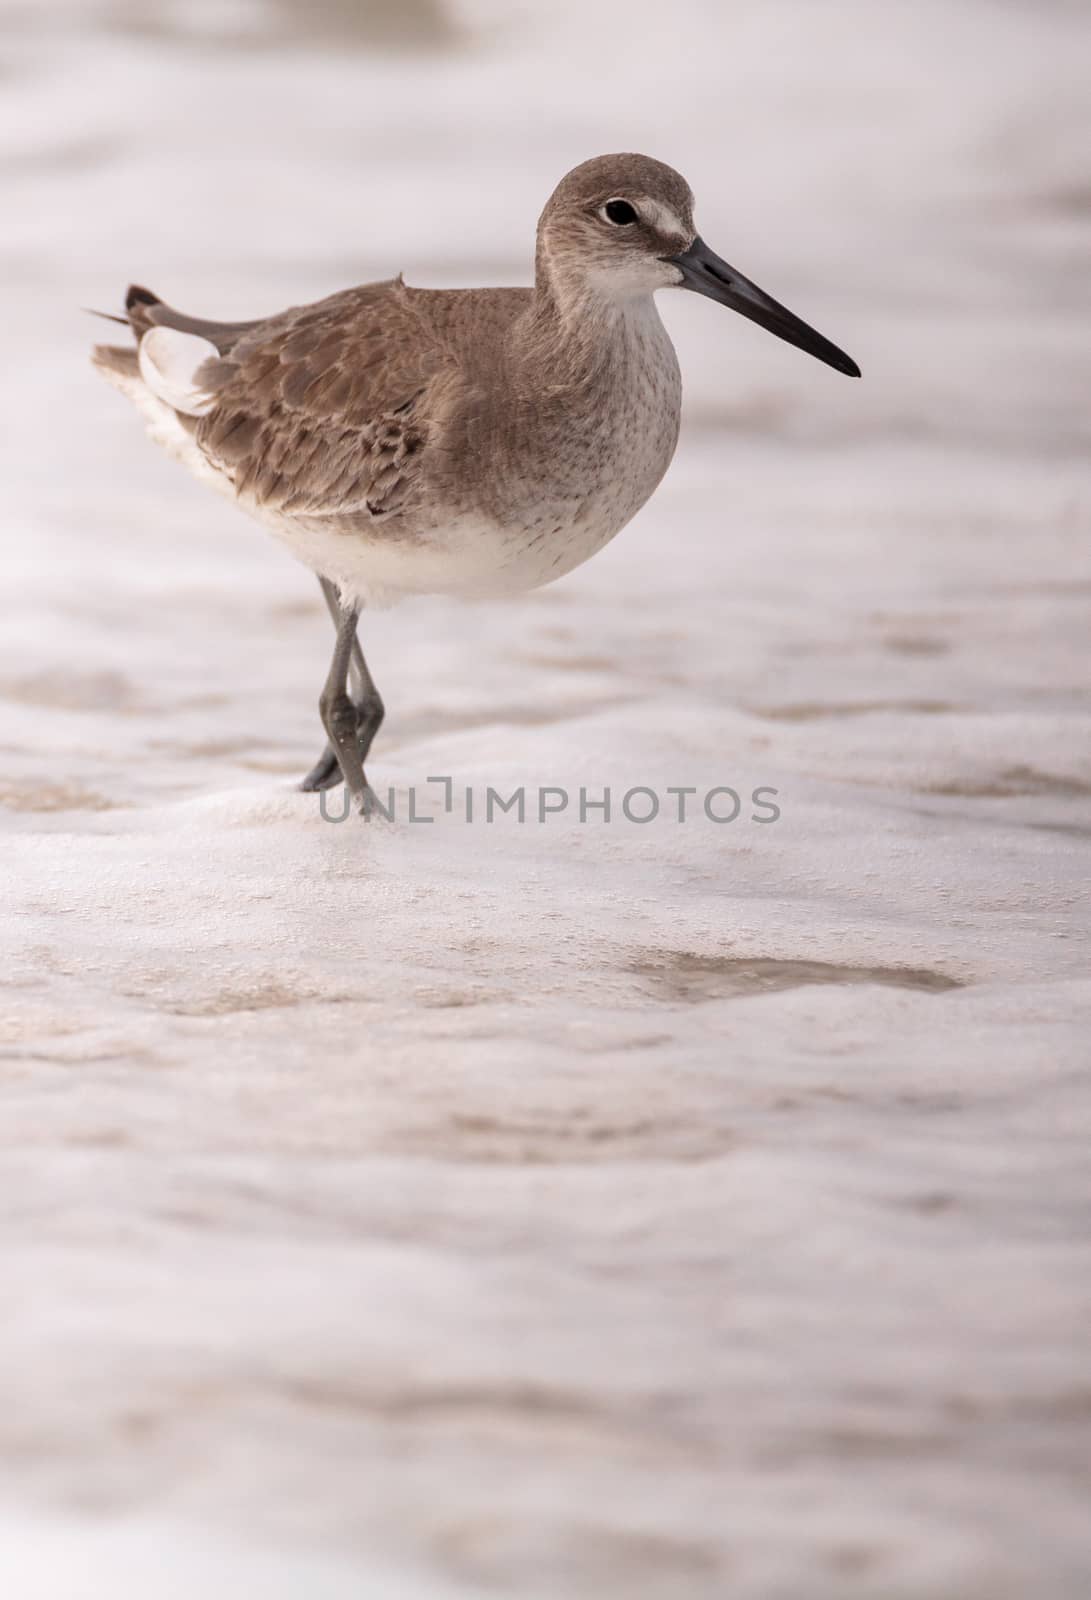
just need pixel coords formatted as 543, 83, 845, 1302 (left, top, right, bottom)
459, 299, 683, 588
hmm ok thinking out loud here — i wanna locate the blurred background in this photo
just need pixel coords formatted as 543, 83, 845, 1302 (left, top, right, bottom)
4, 0, 1090, 470
1, 3, 1089, 1598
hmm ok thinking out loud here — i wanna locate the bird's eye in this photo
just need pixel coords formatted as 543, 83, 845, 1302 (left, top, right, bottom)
602, 199, 638, 226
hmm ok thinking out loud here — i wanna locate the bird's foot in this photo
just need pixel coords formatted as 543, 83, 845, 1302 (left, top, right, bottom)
302, 705, 380, 818
299, 709, 376, 795
299, 741, 343, 793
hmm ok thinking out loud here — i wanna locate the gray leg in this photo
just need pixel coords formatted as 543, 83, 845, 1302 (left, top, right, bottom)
318, 599, 369, 810
300, 578, 385, 793
313, 589, 386, 814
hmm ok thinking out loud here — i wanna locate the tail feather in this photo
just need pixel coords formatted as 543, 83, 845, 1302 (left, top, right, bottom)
84, 285, 162, 337
125, 283, 163, 338
89, 277, 261, 423
126, 284, 160, 310
91, 343, 140, 385
89, 281, 259, 355
83, 306, 130, 327
88, 285, 162, 386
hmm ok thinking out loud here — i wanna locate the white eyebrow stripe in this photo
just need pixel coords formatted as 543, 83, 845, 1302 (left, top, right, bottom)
633, 197, 687, 236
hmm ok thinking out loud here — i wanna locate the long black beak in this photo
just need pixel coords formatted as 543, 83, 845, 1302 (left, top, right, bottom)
669, 235, 860, 378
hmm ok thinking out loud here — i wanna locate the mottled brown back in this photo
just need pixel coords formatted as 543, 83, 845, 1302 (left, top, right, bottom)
138, 279, 532, 519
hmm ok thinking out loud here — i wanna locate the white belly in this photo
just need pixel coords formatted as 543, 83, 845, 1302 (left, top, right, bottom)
257, 500, 631, 610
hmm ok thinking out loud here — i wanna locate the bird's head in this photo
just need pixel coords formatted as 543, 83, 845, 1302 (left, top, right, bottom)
537, 153, 860, 378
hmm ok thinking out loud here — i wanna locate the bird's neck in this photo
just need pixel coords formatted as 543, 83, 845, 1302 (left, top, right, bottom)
513, 271, 670, 402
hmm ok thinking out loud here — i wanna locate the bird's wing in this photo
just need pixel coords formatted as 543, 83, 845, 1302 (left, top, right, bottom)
148, 280, 452, 519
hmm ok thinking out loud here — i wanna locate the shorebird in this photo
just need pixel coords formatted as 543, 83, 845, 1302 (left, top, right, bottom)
92, 153, 859, 811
